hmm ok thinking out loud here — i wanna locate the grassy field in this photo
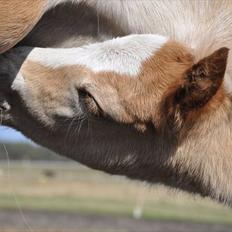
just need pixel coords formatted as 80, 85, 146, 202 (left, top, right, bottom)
1, 161, 232, 225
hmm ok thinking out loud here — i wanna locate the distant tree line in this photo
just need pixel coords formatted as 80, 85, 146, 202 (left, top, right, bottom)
0, 142, 69, 161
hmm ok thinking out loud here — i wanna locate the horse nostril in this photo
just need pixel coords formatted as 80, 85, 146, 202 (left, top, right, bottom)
0, 99, 10, 111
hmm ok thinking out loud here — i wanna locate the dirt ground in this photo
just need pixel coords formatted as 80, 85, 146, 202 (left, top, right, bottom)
0, 209, 232, 232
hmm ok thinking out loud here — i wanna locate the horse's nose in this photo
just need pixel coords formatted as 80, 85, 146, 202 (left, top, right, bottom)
0, 94, 10, 111
0, 72, 15, 104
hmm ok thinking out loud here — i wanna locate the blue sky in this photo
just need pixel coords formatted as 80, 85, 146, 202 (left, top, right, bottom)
0, 126, 29, 142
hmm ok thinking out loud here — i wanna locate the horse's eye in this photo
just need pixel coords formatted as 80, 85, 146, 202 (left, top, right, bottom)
78, 88, 103, 116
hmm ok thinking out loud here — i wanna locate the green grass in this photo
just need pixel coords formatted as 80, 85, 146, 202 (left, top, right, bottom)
0, 194, 133, 216
1, 194, 232, 224
1, 162, 232, 224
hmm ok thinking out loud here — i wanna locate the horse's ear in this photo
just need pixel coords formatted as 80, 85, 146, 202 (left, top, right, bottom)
164, 47, 229, 131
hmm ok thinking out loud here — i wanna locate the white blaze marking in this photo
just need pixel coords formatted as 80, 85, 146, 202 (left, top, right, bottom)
28, 34, 168, 77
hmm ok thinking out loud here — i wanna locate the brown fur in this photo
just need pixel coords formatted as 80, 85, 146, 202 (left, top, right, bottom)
8, 42, 227, 203
0, 0, 232, 204
0, 40, 231, 204
21, 42, 228, 133
0, 0, 47, 53
21, 41, 194, 126
164, 48, 229, 132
